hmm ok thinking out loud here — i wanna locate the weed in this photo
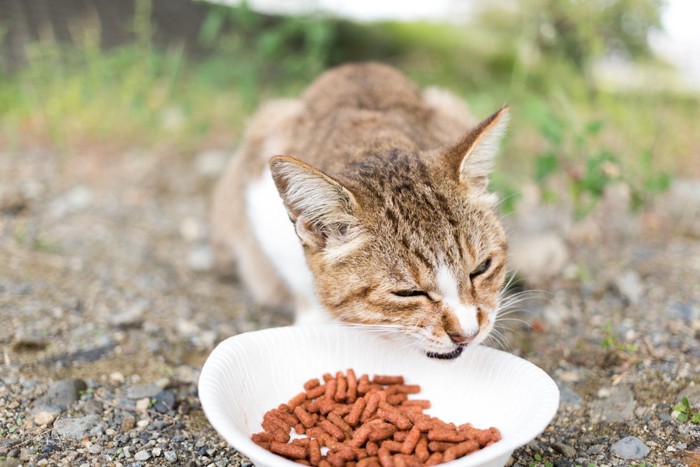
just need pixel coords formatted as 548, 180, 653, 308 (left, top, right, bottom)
600, 323, 638, 352
673, 397, 700, 424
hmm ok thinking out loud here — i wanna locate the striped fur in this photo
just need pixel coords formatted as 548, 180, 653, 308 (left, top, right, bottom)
211, 63, 509, 358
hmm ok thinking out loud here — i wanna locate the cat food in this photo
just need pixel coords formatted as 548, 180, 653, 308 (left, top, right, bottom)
251, 370, 501, 466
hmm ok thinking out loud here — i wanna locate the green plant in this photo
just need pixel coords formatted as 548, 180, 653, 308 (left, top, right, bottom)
529, 99, 671, 220
600, 323, 638, 352
673, 397, 700, 424
528, 453, 554, 467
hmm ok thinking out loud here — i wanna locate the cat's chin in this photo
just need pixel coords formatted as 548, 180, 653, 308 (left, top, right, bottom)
425, 345, 464, 360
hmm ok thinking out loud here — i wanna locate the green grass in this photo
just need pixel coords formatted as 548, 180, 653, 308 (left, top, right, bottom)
0, 2, 697, 214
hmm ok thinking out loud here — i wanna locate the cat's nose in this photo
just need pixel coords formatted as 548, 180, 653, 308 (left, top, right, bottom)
448, 332, 476, 344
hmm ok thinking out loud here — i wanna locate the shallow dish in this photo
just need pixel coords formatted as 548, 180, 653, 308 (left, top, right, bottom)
198, 325, 559, 467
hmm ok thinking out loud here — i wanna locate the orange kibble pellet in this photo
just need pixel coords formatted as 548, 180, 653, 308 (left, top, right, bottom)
347, 369, 358, 402
361, 392, 381, 422
373, 375, 404, 385
288, 392, 307, 409
335, 372, 348, 401
415, 437, 429, 463
305, 378, 321, 390
424, 452, 443, 466
321, 419, 345, 441
387, 393, 408, 405
400, 426, 421, 455
358, 456, 380, 467
357, 374, 371, 394
380, 440, 403, 452
325, 379, 338, 400
366, 441, 379, 456
307, 385, 327, 400
328, 412, 353, 437
368, 422, 396, 442
270, 440, 307, 459
294, 405, 316, 428
309, 438, 322, 466
377, 447, 395, 467
443, 440, 479, 462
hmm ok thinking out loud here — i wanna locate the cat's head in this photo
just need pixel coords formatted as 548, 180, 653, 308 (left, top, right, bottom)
271, 108, 509, 359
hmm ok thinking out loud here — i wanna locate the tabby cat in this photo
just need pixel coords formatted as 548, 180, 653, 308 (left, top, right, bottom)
212, 63, 509, 359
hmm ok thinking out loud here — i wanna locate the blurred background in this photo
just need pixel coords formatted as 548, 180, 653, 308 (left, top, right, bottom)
1, 0, 699, 194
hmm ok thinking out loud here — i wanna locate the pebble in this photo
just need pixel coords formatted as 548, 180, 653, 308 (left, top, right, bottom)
126, 383, 161, 400
610, 436, 650, 460
187, 243, 214, 271
667, 302, 699, 322
32, 378, 87, 415
12, 329, 49, 350
53, 414, 101, 440
136, 397, 151, 412
152, 390, 176, 413
557, 382, 582, 407
164, 450, 177, 463
134, 450, 151, 461
50, 185, 93, 217
33, 411, 55, 426
612, 269, 643, 304
108, 301, 147, 328
508, 231, 569, 284
590, 385, 635, 423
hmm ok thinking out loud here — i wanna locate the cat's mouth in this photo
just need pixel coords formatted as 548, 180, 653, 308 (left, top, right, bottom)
425, 345, 464, 360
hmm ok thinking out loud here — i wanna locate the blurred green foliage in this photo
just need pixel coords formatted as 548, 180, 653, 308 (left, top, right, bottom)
0, 0, 695, 217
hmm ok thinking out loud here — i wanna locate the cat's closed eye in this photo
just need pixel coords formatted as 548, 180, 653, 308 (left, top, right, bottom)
392, 290, 431, 299
469, 257, 492, 280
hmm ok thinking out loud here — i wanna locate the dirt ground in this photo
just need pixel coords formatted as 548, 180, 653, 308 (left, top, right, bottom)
1, 147, 699, 466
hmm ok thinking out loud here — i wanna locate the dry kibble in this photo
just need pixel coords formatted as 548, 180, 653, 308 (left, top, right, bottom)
251, 370, 500, 466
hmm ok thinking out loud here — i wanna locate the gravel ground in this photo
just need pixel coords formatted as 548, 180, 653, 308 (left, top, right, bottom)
1, 148, 699, 467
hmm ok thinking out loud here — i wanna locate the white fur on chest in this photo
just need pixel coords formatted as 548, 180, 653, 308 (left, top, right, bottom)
245, 169, 328, 323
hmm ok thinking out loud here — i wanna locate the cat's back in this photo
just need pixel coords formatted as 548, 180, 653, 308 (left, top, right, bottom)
301, 62, 426, 119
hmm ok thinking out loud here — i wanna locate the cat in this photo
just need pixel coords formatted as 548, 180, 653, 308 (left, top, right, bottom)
211, 62, 509, 359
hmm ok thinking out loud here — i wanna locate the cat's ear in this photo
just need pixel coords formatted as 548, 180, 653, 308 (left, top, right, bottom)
446, 106, 509, 193
270, 155, 365, 254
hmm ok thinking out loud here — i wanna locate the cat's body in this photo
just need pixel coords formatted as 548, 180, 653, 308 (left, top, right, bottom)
212, 63, 508, 359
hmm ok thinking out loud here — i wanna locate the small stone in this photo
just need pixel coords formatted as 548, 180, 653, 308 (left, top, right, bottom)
552, 442, 576, 458
187, 244, 214, 271
590, 385, 635, 423
164, 450, 177, 463
53, 414, 101, 440
152, 390, 176, 413
508, 232, 569, 284
125, 383, 161, 399
612, 269, 643, 304
33, 411, 55, 426
136, 419, 149, 428
110, 371, 125, 383
12, 329, 48, 350
50, 185, 93, 217
611, 436, 650, 460
587, 444, 603, 455
558, 382, 582, 406
667, 302, 699, 322
135, 397, 151, 412
109, 301, 147, 328
134, 450, 151, 461
88, 444, 102, 454
120, 414, 136, 432
32, 378, 88, 415
152, 447, 162, 457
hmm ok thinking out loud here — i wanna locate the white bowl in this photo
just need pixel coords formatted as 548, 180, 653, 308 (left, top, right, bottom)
198, 325, 559, 467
